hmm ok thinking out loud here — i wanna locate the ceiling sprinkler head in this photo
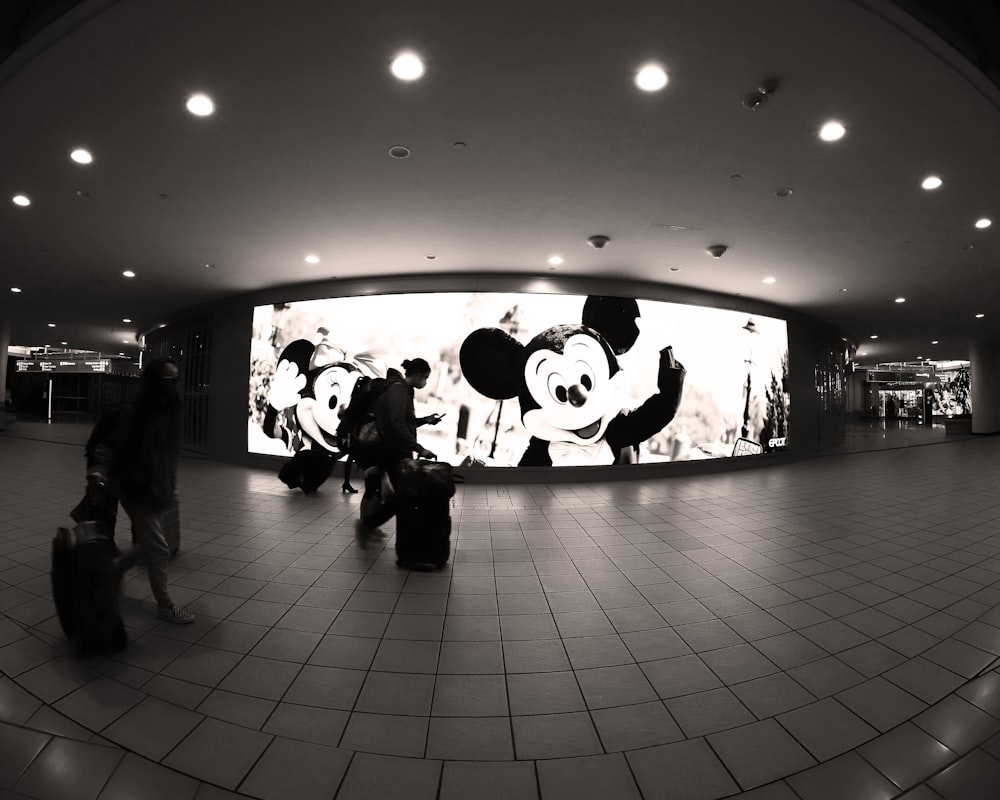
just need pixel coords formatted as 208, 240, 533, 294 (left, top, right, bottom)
742, 78, 779, 110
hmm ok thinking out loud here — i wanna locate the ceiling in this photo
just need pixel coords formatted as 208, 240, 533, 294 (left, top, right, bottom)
1, 0, 998, 366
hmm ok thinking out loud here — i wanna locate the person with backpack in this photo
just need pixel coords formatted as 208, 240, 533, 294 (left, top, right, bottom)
355, 358, 443, 539
86, 357, 194, 624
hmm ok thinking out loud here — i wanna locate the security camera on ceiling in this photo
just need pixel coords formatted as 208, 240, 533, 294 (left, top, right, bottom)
587, 235, 611, 249
705, 244, 728, 258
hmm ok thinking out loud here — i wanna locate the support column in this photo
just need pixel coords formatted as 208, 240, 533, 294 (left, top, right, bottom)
0, 319, 9, 430
969, 338, 1000, 434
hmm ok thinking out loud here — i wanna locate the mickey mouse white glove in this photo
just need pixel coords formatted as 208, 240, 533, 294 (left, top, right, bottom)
267, 360, 307, 410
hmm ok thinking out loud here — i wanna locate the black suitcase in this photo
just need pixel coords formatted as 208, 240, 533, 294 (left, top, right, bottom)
51, 522, 127, 653
394, 459, 455, 570
279, 448, 335, 494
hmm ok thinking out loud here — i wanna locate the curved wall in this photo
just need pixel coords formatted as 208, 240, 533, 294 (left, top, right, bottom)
172, 274, 848, 482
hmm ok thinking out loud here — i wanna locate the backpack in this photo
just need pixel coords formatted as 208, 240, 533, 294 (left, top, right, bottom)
336, 376, 390, 467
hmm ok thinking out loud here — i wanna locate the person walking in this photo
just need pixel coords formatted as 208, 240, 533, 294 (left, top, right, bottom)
87, 357, 194, 624
356, 358, 443, 541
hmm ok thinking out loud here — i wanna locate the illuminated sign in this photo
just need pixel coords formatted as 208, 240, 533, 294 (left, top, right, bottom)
17, 359, 111, 373
249, 292, 791, 467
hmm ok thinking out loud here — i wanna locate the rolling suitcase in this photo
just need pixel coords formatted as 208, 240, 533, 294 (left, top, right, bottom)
51, 522, 127, 653
394, 459, 456, 570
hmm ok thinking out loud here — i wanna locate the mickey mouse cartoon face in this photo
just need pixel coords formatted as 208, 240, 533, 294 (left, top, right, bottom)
460, 296, 684, 466
296, 363, 363, 452
521, 326, 624, 445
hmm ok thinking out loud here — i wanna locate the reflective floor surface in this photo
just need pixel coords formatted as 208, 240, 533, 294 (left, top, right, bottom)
1, 424, 999, 799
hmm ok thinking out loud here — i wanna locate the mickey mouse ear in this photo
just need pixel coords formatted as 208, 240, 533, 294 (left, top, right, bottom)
460, 328, 524, 400
582, 296, 641, 355
277, 339, 316, 374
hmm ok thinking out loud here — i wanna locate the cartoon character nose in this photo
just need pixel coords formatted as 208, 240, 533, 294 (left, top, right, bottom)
568, 384, 588, 407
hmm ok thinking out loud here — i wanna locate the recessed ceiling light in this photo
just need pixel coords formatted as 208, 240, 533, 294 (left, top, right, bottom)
547, 255, 564, 266
186, 93, 214, 116
762, 276, 776, 284
10, 287, 21, 293
304, 255, 320, 264
47, 323, 56, 328
12, 194, 30, 207
819, 121, 846, 141
931, 340, 939, 345
388, 145, 410, 158
775, 188, 793, 198
976, 313, 985, 318
870, 335, 879, 339
122, 270, 136, 278
921, 176, 942, 190
122, 339, 129, 344
70, 148, 93, 165
895, 297, 906, 303
635, 64, 668, 92
668, 266, 682, 272
425, 254, 437, 261
122, 318, 132, 323
61, 341, 67, 346
975, 218, 992, 229
390, 52, 424, 81
838, 288, 848, 292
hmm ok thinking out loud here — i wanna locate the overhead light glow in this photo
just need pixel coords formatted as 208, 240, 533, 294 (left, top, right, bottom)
975, 218, 992, 229
186, 93, 215, 116
976, 313, 985, 318
819, 121, 846, 142
122, 270, 136, 278
895, 297, 906, 303
70, 148, 93, 165
762, 277, 776, 284
635, 64, 668, 92
304, 255, 320, 264
390, 52, 425, 81
547, 255, 564, 266
931, 340, 939, 345
10, 287, 21, 293
47, 323, 56, 328
122, 318, 132, 323
921, 175, 942, 190
870, 335, 879, 339
12, 194, 30, 207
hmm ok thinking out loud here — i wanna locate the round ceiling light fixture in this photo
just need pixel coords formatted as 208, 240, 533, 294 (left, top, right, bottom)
304, 254, 320, 264
12, 194, 30, 207
635, 64, 668, 92
10, 287, 22, 293
775, 187, 793, 198
870, 334, 879, 339
976, 313, 985, 318
974, 217, 992, 229
186, 93, 215, 116
391, 52, 425, 81
388, 145, 410, 158
819, 121, 846, 141
122, 270, 136, 278
921, 175, 942, 190
895, 297, 906, 303
70, 148, 93, 164
762, 276, 776, 284
547, 255, 564, 266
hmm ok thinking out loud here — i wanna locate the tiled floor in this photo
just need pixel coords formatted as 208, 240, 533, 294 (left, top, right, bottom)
1, 423, 999, 800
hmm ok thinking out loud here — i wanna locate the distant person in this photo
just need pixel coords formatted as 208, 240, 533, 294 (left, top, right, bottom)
87, 357, 194, 624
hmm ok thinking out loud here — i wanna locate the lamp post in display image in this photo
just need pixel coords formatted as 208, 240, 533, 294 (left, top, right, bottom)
741, 317, 759, 439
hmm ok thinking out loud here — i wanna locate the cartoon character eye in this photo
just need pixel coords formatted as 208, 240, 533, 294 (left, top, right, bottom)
547, 373, 569, 405
575, 362, 595, 392
327, 394, 339, 410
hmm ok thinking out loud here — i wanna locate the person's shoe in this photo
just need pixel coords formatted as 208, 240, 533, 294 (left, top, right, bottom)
159, 604, 195, 624
342, 483, 359, 494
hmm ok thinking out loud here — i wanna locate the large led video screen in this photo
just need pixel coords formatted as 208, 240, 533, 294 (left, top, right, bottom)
249, 292, 790, 467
